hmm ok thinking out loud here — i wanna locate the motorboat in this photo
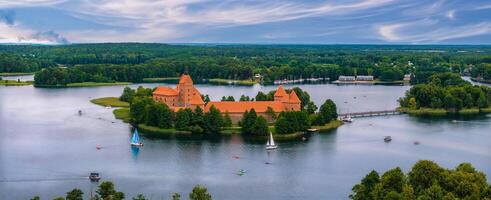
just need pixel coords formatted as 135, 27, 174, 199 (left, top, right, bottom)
384, 136, 392, 143
89, 173, 100, 182
341, 115, 353, 123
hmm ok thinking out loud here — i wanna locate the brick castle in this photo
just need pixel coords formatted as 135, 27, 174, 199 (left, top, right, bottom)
152, 74, 301, 122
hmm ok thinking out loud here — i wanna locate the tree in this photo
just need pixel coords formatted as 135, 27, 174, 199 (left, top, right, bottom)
305, 101, 318, 114
53, 197, 65, 200
30, 197, 40, 200
223, 112, 233, 127
201, 94, 210, 103
251, 116, 269, 136
66, 188, 83, 200
157, 103, 174, 128
172, 193, 181, 200
144, 102, 158, 126
221, 96, 235, 101
192, 107, 205, 128
408, 160, 444, 194
350, 160, 490, 200
132, 194, 147, 200
130, 97, 154, 124
239, 95, 250, 101
265, 106, 277, 120
255, 91, 269, 101
315, 99, 337, 125
477, 93, 489, 109
175, 108, 193, 130
189, 185, 212, 200
371, 167, 405, 199
120, 87, 136, 103
274, 115, 289, 134
350, 170, 380, 200
408, 97, 417, 109
95, 181, 125, 200
240, 109, 257, 135
202, 105, 223, 134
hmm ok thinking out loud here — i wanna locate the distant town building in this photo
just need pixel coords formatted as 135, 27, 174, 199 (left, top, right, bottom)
338, 76, 356, 81
153, 74, 301, 122
356, 75, 374, 81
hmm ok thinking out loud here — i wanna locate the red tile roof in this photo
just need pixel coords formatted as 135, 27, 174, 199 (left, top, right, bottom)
288, 90, 301, 103
205, 101, 285, 113
179, 74, 193, 84
153, 86, 178, 96
190, 94, 205, 105
274, 85, 287, 97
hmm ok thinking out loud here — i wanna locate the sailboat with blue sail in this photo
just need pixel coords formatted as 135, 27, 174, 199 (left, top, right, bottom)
131, 129, 144, 146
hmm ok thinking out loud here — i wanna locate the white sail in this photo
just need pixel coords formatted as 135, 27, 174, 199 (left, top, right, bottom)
269, 132, 275, 146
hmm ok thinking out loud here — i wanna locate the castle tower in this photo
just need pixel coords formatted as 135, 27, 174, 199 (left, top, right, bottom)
283, 90, 301, 111
178, 74, 194, 107
274, 85, 288, 102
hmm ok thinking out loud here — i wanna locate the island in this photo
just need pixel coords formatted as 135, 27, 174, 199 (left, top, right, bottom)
398, 73, 491, 116
91, 74, 341, 141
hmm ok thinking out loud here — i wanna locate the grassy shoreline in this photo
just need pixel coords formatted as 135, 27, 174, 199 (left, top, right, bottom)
398, 107, 491, 116
206, 78, 257, 86
312, 120, 343, 132
0, 80, 33, 86
142, 77, 180, 83
0, 72, 34, 76
90, 97, 129, 107
35, 82, 131, 88
67, 82, 131, 87
113, 108, 130, 123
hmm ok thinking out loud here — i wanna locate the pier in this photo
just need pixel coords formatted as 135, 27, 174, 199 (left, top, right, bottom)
338, 109, 402, 118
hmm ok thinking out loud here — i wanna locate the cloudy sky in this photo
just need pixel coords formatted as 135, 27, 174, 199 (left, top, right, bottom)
0, 0, 490, 44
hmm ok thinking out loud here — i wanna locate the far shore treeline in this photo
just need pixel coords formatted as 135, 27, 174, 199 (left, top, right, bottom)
118, 86, 338, 137
0, 44, 490, 86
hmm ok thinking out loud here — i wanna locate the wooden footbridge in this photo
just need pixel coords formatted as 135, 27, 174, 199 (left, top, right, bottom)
338, 109, 403, 118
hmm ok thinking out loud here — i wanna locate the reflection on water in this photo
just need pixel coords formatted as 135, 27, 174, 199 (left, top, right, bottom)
0, 84, 490, 199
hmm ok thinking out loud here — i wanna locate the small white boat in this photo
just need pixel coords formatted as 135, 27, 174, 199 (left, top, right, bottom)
130, 129, 144, 147
266, 132, 277, 150
105, 105, 112, 109
341, 115, 353, 123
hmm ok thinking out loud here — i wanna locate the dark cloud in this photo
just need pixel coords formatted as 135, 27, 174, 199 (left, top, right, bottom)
31, 30, 69, 44
0, 10, 15, 25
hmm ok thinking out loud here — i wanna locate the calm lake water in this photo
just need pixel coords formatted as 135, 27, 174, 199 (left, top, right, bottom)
1, 80, 490, 199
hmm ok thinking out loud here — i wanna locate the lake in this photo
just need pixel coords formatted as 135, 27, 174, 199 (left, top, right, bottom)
1, 80, 490, 199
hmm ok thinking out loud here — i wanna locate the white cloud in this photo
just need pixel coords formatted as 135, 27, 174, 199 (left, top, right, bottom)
446, 10, 455, 20
0, 0, 65, 8
378, 24, 403, 41
0, 22, 65, 44
377, 21, 491, 43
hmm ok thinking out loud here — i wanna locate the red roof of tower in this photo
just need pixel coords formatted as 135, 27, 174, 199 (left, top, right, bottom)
179, 74, 193, 84
274, 85, 287, 97
288, 90, 301, 103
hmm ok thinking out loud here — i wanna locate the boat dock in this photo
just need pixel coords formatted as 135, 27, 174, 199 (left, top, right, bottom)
338, 109, 402, 118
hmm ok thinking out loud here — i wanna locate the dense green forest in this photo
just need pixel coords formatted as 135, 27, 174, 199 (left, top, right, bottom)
350, 160, 491, 200
0, 44, 490, 86
399, 73, 491, 112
